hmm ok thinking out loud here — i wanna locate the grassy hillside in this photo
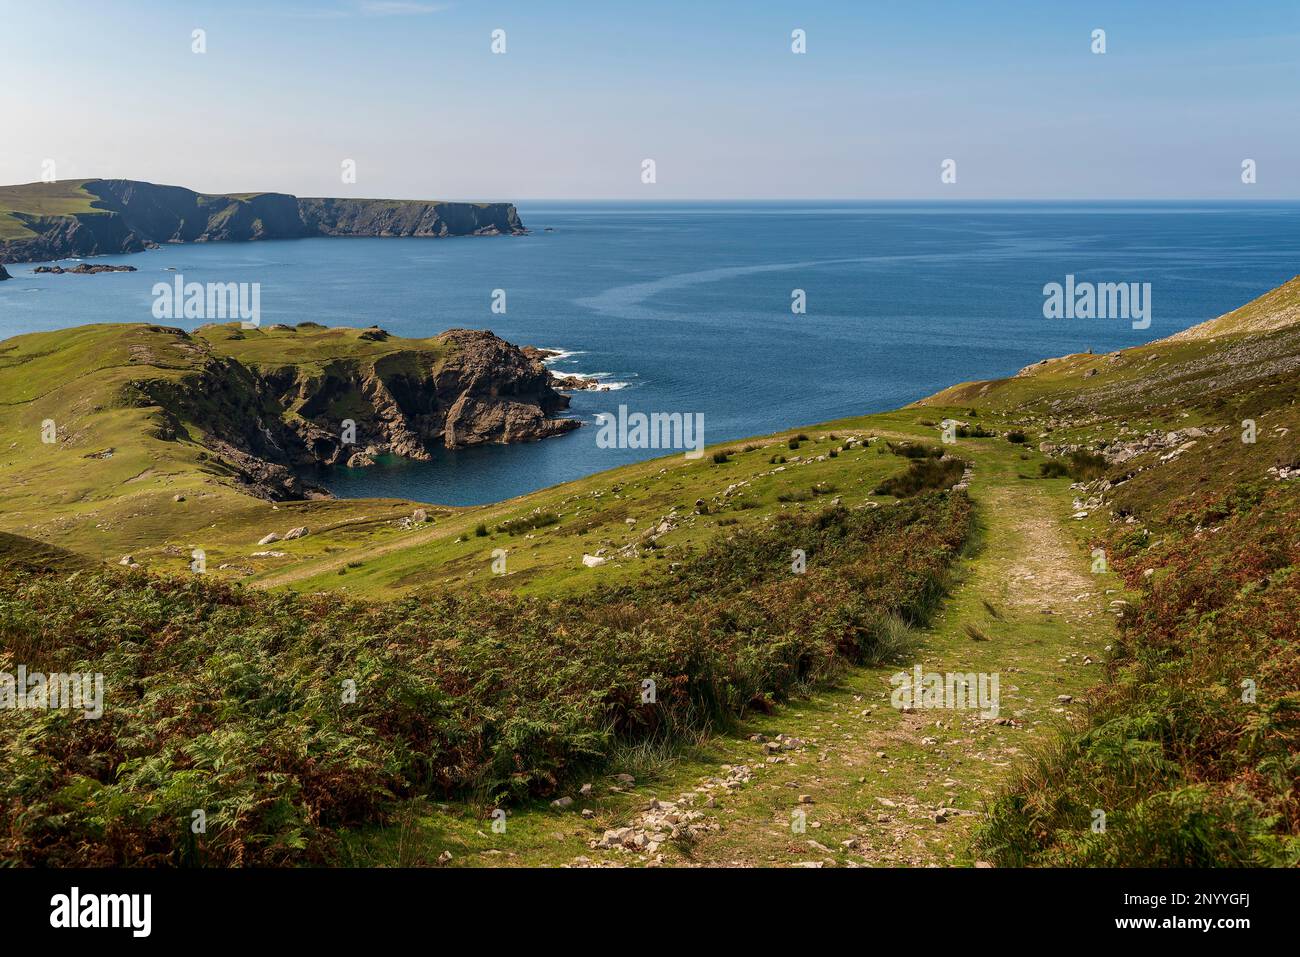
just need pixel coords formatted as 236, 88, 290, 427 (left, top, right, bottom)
0, 323, 456, 577
0, 489, 971, 865
0, 180, 104, 240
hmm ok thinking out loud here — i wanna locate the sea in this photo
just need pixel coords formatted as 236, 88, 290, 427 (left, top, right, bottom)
3, 200, 1297, 505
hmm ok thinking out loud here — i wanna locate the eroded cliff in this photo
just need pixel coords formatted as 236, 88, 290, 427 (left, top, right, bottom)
105, 323, 577, 501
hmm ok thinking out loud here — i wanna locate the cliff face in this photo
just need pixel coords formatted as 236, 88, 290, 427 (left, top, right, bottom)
90, 179, 312, 244
136, 324, 578, 500
0, 209, 146, 262
298, 197, 524, 237
0, 179, 525, 264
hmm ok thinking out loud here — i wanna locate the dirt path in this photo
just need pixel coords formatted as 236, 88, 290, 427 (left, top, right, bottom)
546, 478, 1113, 867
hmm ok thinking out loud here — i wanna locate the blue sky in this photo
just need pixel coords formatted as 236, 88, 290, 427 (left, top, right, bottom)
2, 0, 1297, 199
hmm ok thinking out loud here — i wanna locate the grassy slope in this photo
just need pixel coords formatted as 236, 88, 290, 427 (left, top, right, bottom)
0, 484, 973, 865
0, 180, 102, 240
0, 323, 455, 574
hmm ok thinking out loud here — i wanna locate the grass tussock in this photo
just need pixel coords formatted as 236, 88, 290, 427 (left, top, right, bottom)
496, 512, 559, 535
1039, 450, 1109, 481
874, 457, 967, 497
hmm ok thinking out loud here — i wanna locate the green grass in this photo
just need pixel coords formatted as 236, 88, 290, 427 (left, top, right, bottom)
0, 180, 102, 240
0, 322, 461, 581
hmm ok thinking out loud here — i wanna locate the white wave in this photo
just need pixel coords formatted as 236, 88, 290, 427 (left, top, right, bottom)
552, 368, 633, 392
539, 348, 588, 364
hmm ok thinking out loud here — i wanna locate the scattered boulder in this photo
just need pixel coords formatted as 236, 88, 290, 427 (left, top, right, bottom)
283, 526, 309, 540
257, 532, 281, 545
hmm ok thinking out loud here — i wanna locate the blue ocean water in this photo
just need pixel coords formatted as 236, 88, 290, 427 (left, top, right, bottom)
3, 201, 1298, 505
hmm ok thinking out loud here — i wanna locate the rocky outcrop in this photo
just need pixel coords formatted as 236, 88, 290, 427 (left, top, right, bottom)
34, 263, 137, 275
0, 179, 526, 264
520, 345, 612, 392
134, 325, 578, 501
0, 264, 9, 281
434, 329, 577, 445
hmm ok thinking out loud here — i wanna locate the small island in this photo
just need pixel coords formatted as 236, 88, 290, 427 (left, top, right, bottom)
33, 263, 137, 275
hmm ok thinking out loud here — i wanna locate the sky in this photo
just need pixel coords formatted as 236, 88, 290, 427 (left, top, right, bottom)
2, 0, 1298, 200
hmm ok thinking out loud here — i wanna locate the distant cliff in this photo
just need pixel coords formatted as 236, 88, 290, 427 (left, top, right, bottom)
0, 179, 525, 265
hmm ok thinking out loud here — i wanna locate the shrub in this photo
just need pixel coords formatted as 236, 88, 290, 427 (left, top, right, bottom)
1038, 451, 1109, 482
497, 513, 559, 535
886, 441, 944, 460
874, 457, 966, 497
1066, 451, 1108, 481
